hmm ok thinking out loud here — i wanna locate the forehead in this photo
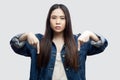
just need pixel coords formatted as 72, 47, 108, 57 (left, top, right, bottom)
51, 8, 65, 16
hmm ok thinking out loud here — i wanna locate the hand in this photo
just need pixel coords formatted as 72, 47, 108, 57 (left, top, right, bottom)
77, 31, 91, 50
24, 32, 40, 54
77, 30, 100, 50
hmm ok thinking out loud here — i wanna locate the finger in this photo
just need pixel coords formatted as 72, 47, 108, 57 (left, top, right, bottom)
80, 40, 84, 45
29, 39, 35, 45
37, 42, 40, 54
78, 37, 84, 44
78, 40, 80, 51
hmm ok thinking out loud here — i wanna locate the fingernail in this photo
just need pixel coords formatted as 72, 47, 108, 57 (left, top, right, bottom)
37, 52, 39, 54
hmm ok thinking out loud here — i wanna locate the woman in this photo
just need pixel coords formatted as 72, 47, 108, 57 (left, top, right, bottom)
10, 4, 108, 80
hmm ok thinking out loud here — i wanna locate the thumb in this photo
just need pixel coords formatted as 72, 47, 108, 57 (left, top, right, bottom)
78, 40, 80, 51
37, 42, 40, 54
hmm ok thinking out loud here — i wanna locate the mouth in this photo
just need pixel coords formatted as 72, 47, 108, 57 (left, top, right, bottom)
55, 26, 61, 30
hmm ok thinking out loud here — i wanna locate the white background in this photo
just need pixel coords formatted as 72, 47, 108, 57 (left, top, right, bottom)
0, 0, 119, 80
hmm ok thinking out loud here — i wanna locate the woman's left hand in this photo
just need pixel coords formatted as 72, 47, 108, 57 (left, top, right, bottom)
77, 30, 99, 50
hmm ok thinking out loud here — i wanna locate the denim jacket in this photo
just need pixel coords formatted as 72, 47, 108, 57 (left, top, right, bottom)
10, 33, 108, 80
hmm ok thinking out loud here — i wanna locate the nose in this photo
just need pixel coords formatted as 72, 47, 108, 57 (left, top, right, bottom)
56, 19, 60, 24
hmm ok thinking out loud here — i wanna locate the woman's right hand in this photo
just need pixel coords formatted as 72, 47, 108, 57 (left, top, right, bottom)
19, 32, 40, 54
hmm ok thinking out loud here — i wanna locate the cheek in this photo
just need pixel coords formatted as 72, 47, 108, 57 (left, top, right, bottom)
50, 19, 56, 24
50, 20, 54, 27
62, 21, 66, 28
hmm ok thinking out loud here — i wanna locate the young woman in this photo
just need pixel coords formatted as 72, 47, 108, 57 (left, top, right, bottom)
10, 4, 108, 80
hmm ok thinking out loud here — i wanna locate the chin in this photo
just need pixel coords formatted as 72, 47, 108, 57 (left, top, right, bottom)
54, 30, 63, 33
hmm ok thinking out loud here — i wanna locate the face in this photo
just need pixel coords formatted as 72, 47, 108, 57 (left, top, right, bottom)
50, 8, 66, 33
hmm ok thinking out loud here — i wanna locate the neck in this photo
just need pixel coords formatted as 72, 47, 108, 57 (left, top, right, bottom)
53, 32, 64, 39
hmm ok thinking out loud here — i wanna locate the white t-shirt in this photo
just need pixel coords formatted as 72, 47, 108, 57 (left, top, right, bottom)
52, 53, 68, 80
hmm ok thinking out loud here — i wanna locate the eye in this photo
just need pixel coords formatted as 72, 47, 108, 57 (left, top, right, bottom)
60, 17, 65, 20
51, 16, 56, 19
61, 17, 65, 19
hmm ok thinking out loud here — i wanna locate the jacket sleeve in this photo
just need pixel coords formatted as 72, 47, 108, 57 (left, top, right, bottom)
87, 34, 108, 55
10, 33, 43, 57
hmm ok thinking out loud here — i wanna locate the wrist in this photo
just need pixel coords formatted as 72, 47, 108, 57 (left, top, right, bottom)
19, 33, 28, 41
85, 31, 99, 42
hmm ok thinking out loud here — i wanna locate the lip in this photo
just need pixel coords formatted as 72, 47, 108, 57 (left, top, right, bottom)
55, 26, 61, 30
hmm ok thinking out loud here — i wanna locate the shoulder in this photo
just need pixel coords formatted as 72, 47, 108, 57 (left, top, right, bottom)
35, 33, 43, 40
73, 33, 81, 39
73, 33, 81, 43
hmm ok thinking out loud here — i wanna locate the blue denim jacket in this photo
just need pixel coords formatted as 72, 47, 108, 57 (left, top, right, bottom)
10, 33, 108, 80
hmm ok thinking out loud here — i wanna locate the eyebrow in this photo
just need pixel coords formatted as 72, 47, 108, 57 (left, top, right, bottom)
51, 15, 65, 17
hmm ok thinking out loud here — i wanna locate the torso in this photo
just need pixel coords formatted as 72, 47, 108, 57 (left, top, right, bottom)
52, 38, 64, 53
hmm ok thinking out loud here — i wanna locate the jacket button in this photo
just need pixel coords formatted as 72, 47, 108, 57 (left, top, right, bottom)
49, 68, 53, 70
66, 68, 69, 71
62, 55, 65, 57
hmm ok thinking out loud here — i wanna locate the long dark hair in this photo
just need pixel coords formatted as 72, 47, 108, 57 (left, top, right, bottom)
37, 4, 79, 70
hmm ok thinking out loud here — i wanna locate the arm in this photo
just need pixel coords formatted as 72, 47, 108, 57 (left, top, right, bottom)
19, 32, 40, 53
78, 30, 108, 55
10, 32, 41, 56
78, 30, 99, 43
